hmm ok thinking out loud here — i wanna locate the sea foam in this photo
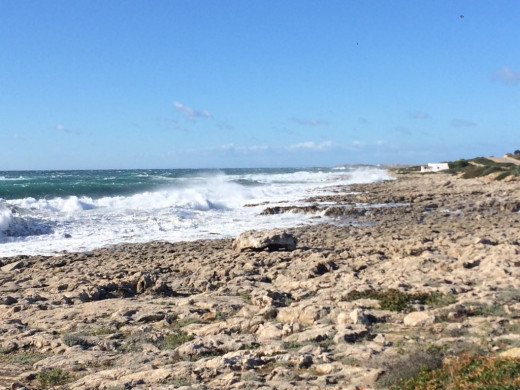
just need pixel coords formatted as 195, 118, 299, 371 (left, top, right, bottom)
0, 204, 13, 234
0, 168, 392, 257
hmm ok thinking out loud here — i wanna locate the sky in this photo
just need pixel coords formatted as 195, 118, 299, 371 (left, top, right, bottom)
1, 1, 519, 170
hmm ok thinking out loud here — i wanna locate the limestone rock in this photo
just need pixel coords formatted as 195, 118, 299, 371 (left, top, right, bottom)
233, 230, 297, 252
333, 325, 369, 344
403, 311, 436, 327
350, 308, 371, 325
1, 260, 25, 272
500, 347, 520, 358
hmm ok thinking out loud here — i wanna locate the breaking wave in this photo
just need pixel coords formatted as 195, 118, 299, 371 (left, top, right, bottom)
0, 167, 392, 256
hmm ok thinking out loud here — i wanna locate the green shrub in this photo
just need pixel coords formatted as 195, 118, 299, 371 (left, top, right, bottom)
160, 331, 194, 350
239, 291, 252, 304
471, 303, 507, 317
37, 368, 71, 387
471, 157, 496, 166
62, 333, 91, 349
376, 345, 445, 387
446, 157, 520, 180
395, 166, 421, 174
345, 289, 455, 312
448, 159, 471, 174
390, 354, 520, 390
0, 349, 47, 367
185, 348, 226, 361
89, 327, 117, 336
461, 165, 505, 179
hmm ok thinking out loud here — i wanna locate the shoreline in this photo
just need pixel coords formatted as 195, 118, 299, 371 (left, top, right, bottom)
1, 172, 520, 389
0, 167, 393, 258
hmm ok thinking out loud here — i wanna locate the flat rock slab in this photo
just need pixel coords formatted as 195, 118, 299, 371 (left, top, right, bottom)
233, 230, 297, 252
1, 260, 26, 272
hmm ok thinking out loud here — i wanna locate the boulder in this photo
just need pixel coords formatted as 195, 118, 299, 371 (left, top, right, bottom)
1, 260, 25, 272
403, 311, 436, 327
232, 230, 297, 252
501, 348, 520, 358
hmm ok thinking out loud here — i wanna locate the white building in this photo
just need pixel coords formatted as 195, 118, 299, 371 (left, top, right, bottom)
420, 163, 449, 173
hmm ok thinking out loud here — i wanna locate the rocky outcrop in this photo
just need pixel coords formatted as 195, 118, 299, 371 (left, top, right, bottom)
1, 172, 519, 389
232, 229, 297, 252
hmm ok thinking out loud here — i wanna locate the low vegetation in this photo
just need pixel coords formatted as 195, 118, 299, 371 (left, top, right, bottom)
395, 153, 520, 180
447, 157, 520, 180
37, 368, 71, 387
448, 158, 516, 179
0, 349, 47, 367
395, 166, 421, 174
376, 345, 445, 388
160, 331, 194, 350
390, 354, 520, 390
345, 289, 456, 312
62, 333, 92, 349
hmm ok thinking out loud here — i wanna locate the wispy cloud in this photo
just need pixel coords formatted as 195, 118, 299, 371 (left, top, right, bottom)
173, 101, 213, 119
291, 117, 330, 127
215, 144, 269, 153
493, 66, 520, 86
170, 140, 336, 157
217, 121, 234, 131
451, 118, 477, 127
56, 124, 80, 135
410, 111, 430, 119
180, 143, 270, 155
156, 117, 187, 132
287, 141, 333, 151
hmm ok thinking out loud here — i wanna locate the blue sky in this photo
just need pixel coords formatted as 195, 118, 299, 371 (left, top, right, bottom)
1, 1, 519, 170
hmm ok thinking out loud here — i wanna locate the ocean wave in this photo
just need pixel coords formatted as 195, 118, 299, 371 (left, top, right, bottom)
0, 203, 54, 240
8, 175, 256, 214
0, 204, 13, 233
0, 167, 393, 256
0, 176, 27, 181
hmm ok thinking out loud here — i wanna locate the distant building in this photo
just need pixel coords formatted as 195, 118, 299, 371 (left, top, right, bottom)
420, 163, 449, 173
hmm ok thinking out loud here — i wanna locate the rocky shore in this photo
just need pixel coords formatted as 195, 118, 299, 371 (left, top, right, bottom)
1, 172, 520, 389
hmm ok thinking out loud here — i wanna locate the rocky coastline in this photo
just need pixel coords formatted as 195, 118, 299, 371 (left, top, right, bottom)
1, 172, 520, 389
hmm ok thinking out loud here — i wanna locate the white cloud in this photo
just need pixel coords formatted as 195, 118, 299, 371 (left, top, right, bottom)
493, 66, 520, 86
287, 141, 333, 151
173, 101, 213, 119
56, 124, 70, 133
215, 144, 269, 153
56, 124, 79, 135
292, 117, 330, 127
451, 118, 477, 127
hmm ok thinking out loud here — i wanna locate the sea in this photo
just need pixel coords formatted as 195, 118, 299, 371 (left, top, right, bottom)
0, 167, 391, 257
